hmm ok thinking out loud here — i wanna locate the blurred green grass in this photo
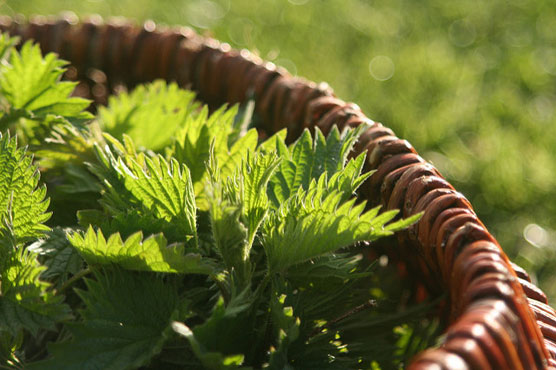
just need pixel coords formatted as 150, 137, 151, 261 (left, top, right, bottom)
3, 0, 556, 302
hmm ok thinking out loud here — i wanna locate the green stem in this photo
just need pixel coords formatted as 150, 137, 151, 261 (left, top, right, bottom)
57, 267, 93, 294
253, 272, 271, 299
308, 299, 377, 338
250, 273, 274, 367
212, 274, 231, 304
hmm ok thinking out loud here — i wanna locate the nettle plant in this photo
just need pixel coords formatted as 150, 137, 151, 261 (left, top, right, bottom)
0, 33, 436, 369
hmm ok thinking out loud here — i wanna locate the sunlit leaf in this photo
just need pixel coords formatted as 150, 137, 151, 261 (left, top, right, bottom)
98, 80, 197, 151
0, 41, 91, 119
68, 227, 214, 274
90, 139, 198, 247
0, 132, 50, 248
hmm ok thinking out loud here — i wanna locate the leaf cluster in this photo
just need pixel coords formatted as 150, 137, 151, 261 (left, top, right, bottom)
0, 35, 437, 369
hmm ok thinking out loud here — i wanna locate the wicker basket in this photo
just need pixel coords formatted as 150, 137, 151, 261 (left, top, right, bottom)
2, 14, 556, 369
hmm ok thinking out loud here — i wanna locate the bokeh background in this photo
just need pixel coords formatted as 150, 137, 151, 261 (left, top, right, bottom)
3, 0, 556, 302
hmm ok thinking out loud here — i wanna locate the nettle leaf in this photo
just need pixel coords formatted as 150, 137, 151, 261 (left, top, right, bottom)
328, 152, 369, 202
85, 209, 188, 244
269, 130, 312, 206
257, 129, 287, 156
0, 32, 19, 63
262, 175, 421, 272
0, 41, 91, 120
0, 248, 72, 337
207, 200, 249, 278
173, 106, 232, 187
171, 280, 257, 367
34, 124, 99, 173
98, 80, 198, 151
27, 227, 83, 283
206, 150, 280, 281
33, 124, 103, 225
239, 152, 282, 246
280, 255, 377, 327
172, 105, 258, 210
268, 125, 366, 208
29, 270, 178, 370
229, 99, 255, 145
217, 129, 259, 185
313, 125, 364, 180
0, 132, 51, 247
68, 227, 214, 274
91, 140, 198, 247
206, 156, 250, 279
172, 322, 247, 370
259, 124, 421, 272
286, 252, 373, 282
178, 288, 256, 364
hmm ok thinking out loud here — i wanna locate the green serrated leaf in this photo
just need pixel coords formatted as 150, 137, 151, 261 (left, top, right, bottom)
0, 32, 19, 63
0, 248, 72, 337
240, 152, 281, 246
27, 227, 83, 284
328, 153, 372, 201
259, 124, 420, 272
33, 124, 102, 224
315, 125, 367, 178
268, 126, 366, 209
206, 147, 249, 278
98, 80, 198, 151
208, 201, 249, 277
289, 129, 314, 189
34, 124, 98, 169
257, 129, 287, 155
286, 253, 373, 281
384, 212, 424, 233
68, 227, 214, 274
173, 106, 230, 190
28, 270, 178, 370
172, 105, 258, 211
0, 41, 91, 119
90, 141, 198, 247
218, 128, 259, 180
190, 289, 256, 360
206, 149, 280, 282
89, 209, 190, 244
262, 181, 420, 272
0, 132, 51, 248
271, 130, 313, 206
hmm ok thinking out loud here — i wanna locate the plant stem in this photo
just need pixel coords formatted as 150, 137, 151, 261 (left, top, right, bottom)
57, 267, 93, 294
250, 273, 274, 367
253, 272, 271, 299
212, 275, 231, 304
309, 299, 377, 338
